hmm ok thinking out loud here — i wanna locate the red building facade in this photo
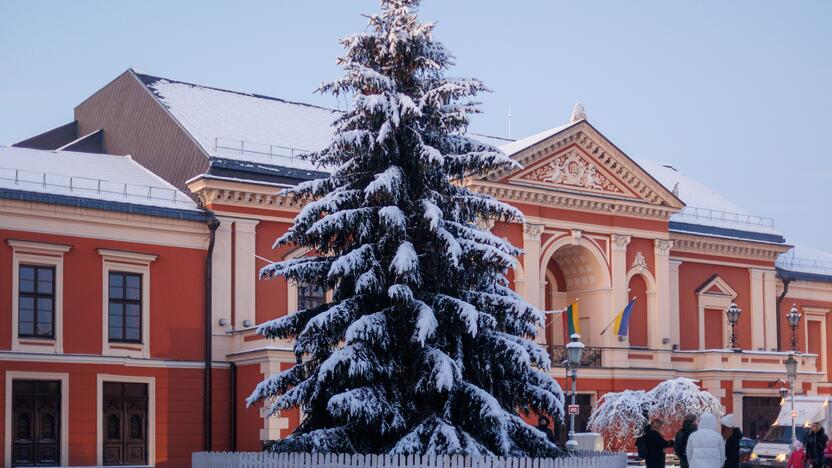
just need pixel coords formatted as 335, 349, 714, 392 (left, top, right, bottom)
5, 70, 832, 465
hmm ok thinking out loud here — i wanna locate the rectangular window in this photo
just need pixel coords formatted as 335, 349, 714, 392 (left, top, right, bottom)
12, 379, 61, 466
18, 264, 55, 339
108, 272, 142, 343
298, 282, 325, 310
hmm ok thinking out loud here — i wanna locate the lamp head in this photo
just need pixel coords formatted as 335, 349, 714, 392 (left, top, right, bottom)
787, 304, 802, 328
726, 301, 742, 325
785, 354, 798, 379
565, 333, 585, 368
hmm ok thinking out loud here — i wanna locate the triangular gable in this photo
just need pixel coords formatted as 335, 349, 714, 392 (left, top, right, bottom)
695, 274, 738, 297
486, 120, 684, 209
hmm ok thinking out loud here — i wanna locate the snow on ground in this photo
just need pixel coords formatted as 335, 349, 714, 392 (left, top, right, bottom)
0, 146, 199, 211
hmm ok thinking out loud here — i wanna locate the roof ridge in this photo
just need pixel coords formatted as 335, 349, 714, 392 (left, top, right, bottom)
132, 69, 341, 114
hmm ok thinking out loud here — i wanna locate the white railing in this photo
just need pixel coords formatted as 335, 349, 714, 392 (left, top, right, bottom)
0, 166, 191, 206
213, 137, 313, 165
192, 451, 627, 468
777, 255, 832, 274
673, 206, 774, 229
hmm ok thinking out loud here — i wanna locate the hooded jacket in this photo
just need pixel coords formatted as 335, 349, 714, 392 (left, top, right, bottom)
675, 419, 698, 468
686, 412, 726, 468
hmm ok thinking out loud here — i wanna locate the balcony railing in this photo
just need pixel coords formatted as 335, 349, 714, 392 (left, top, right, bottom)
548, 345, 603, 368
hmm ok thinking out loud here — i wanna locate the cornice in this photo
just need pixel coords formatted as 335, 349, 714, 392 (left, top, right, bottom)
468, 180, 677, 221
670, 231, 791, 263
188, 175, 305, 211
485, 121, 683, 210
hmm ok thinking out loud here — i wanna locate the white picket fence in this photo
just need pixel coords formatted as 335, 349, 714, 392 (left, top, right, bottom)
192, 451, 627, 468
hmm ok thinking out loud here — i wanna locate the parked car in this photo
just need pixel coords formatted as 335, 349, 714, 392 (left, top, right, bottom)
740, 437, 757, 462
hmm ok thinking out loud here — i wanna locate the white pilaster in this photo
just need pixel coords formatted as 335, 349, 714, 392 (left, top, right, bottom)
522, 223, 544, 309
750, 269, 766, 350
763, 270, 778, 350
654, 240, 673, 352
213, 218, 233, 335
669, 259, 682, 348
611, 234, 631, 314
234, 219, 260, 329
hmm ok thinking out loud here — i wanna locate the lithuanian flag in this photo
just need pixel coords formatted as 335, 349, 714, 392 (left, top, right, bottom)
562, 302, 580, 341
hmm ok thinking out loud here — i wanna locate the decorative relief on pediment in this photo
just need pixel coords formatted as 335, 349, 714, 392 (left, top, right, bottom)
518, 150, 625, 194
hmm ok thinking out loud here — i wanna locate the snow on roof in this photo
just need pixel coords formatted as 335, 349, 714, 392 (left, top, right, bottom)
137, 73, 339, 172
636, 159, 781, 236
498, 122, 576, 157
777, 245, 832, 277
0, 146, 200, 212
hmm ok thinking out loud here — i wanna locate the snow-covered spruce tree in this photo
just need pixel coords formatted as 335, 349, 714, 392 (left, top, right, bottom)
247, 0, 563, 456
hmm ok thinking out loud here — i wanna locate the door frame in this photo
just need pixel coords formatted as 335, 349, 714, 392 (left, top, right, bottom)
96, 374, 155, 466
4, 371, 69, 467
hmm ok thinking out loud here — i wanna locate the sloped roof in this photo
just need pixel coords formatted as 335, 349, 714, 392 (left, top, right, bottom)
777, 245, 832, 283
0, 146, 202, 219
134, 71, 339, 172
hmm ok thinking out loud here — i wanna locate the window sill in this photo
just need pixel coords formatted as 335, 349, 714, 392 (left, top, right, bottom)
13, 337, 59, 353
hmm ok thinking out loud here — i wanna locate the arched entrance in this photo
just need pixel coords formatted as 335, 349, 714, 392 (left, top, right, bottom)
541, 236, 612, 347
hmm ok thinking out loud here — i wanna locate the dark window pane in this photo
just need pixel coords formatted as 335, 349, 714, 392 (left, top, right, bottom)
126, 275, 140, 289
19, 305, 34, 323
19, 266, 35, 280
40, 414, 55, 440
37, 309, 52, 324
107, 414, 120, 439
123, 383, 147, 397
109, 285, 123, 300
37, 298, 53, 313
36, 322, 53, 336
38, 381, 61, 395
13, 380, 34, 393
15, 413, 32, 440
20, 279, 35, 293
109, 325, 123, 340
126, 304, 140, 317
125, 286, 140, 301
38, 268, 53, 282
126, 316, 140, 328
110, 312, 123, 327
109, 273, 123, 288
125, 328, 140, 341
19, 322, 34, 335
129, 415, 142, 439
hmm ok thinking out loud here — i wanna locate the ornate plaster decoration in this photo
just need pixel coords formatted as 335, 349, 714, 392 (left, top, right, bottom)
654, 239, 674, 256
632, 252, 648, 271
523, 223, 544, 241
519, 150, 625, 194
612, 234, 632, 251
670, 232, 790, 262
197, 188, 305, 211
571, 229, 583, 246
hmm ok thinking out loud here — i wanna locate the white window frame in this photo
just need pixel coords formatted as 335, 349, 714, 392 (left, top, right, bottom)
96, 374, 156, 467
696, 275, 738, 350
98, 249, 157, 358
7, 240, 71, 354
284, 247, 332, 317
4, 371, 70, 467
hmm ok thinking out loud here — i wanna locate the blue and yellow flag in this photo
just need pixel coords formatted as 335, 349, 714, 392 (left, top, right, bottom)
602, 298, 637, 337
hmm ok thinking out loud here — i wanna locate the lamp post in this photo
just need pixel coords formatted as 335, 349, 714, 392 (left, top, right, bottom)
726, 301, 742, 350
785, 354, 798, 443
787, 304, 802, 352
565, 333, 585, 451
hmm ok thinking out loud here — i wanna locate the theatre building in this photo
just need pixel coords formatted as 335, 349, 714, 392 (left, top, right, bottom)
5, 68, 832, 463
0, 147, 218, 466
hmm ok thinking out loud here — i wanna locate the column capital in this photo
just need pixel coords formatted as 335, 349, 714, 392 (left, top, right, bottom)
654, 239, 674, 256
611, 234, 632, 251
474, 217, 496, 232
523, 223, 544, 241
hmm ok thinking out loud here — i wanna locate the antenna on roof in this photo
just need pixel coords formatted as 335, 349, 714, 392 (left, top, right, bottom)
507, 107, 512, 139
570, 102, 587, 123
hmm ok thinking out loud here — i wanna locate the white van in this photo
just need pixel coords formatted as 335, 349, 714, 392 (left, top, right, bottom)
745, 396, 830, 467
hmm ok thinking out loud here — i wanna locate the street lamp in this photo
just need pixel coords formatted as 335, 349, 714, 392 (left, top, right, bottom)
785, 354, 798, 443
726, 301, 742, 350
787, 304, 802, 352
565, 333, 585, 451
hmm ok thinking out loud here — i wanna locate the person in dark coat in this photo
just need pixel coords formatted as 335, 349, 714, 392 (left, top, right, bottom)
535, 416, 557, 444
675, 413, 699, 468
721, 414, 743, 468
804, 422, 828, 467
642, 419, 674, 468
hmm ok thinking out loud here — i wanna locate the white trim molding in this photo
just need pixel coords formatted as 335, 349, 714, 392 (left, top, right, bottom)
804, 307, 830, 376
98, 249, 156, 358
7, 239, 71, 354
697, 275, 738, 350
4, 371, 70, 467
96, 374, 156, 467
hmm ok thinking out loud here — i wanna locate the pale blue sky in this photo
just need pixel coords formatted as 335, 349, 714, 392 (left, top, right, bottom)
1, 1, 830, 252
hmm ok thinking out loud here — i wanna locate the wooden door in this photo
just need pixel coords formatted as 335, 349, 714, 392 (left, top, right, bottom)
102, 382, 148, 466
11, 379, 61, 467
704, 308, 724, 349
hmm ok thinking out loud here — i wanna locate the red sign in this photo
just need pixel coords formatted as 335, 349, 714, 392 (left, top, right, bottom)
568, 404, 580, 415
792, 410, 798, 418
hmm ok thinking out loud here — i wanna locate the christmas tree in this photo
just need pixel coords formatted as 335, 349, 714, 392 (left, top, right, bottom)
247, 0, 564, 456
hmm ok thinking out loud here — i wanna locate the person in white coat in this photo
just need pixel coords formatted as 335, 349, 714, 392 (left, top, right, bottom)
686, 412, 726, 468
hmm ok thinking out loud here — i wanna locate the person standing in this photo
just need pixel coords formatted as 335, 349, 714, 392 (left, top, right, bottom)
805, 421, 828, 467
789, 440, 807, 468
721, 414, 743, 468
675, 413, 699, 468
638, 419, 674, 468
686, 412, 726, 468
535, 416, 557, 444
